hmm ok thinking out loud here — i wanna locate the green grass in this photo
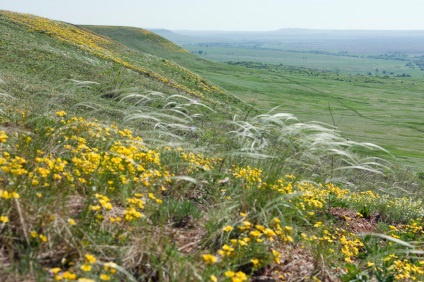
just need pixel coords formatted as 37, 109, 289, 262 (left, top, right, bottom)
1, 11, 424, 282
84, 25, 424, 171
184, 46, 424, 77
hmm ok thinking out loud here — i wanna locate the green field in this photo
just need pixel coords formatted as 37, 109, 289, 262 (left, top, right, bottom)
196, 63, 424, 167
185, 46, 424, 77
155, 28, 424, 76
87, 26, 424, 171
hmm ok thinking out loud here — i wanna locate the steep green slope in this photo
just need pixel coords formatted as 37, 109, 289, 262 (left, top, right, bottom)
1, 11, 247, 112
83, 25, 233, 84
83, 26, 190, 59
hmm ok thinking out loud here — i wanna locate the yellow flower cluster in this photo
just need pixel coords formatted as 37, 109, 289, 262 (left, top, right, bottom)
224, 270, 248, 282
0, 189, 20, 199
52, 116, 168, 188
203, 216, 293, 280
269, 178, 293, 194
0, 131, 8, 143
180, 151, 215, 173
50, 254, 118, 281
0, 154, 28, 176
0, 112, 173, 275
30, 230, 48, 243
232, 165, 263, 188
202, 254, 217, 264
0, 215, 9, 223
381, 254, 424, 281
90, 193, 113, 221
302, 224, 367, 264
339, 235, 364, 263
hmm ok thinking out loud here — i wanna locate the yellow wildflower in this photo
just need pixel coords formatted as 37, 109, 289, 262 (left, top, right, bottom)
251, 259, 260, 266
0, 131, 8, 143
202, 254, 217, 264
249, 230, 262, 237
223, 225, 234, 232
78, 278, 95, 282
100, 274, 111, 281
224, 271, 235, 278
85, 254, 96, 264
90, 205, 101, 211
272, 249, 282, 264
62, 272, 76, 280
0, 215, 9, 223
389, 225, 398, 231
50, 268, 61, 274
80, 264, 92, 272
56, 111, 67, 117
39, 234, 47, 242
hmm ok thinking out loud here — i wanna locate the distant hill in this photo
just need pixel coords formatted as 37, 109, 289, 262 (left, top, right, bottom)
148, 28, 196, 43
84, 26, 189, 55
160, 29, 424, 54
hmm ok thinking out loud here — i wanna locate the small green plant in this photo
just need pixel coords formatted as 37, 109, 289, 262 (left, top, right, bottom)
358, 206, 371, 219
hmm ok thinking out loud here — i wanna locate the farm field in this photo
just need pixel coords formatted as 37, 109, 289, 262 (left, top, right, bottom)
155, 28, 424, 76
184, 46, 424, 77
193, 63, 424, 169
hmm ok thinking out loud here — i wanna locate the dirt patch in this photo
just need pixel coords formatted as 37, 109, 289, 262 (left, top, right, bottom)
327, 207, 379, 234
250, 245, 321, 282
279, 247, 316, 281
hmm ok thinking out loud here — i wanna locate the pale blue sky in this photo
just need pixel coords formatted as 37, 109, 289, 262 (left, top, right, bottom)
1, 0, 423, 31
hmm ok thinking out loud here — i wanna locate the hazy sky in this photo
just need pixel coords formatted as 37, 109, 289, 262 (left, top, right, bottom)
1, 0, 424, 31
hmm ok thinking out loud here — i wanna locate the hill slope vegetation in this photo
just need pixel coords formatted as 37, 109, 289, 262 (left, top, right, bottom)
1, 11, 424, 282
85, 25, 424, 171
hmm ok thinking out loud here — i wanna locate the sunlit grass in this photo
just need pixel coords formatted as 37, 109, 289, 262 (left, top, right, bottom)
1, 10, 423, 282
1, 91, 423, 281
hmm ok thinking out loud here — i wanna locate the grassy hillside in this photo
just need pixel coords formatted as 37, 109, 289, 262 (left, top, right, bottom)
85, 26, 424, 171
1, 11, 424, 282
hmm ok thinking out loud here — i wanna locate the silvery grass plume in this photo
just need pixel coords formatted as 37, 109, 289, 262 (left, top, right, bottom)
121, 92, 211, 146
66, 79, 101, 88
0, 92, 16, 115
228, 109, 392, 181
45, 79, 125, 117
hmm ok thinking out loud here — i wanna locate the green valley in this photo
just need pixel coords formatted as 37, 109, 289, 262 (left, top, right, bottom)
86, 26, 424, 171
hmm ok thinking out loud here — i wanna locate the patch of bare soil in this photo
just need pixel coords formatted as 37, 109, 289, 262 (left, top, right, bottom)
327, 207, 379, 234
250, 245, 321, 282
